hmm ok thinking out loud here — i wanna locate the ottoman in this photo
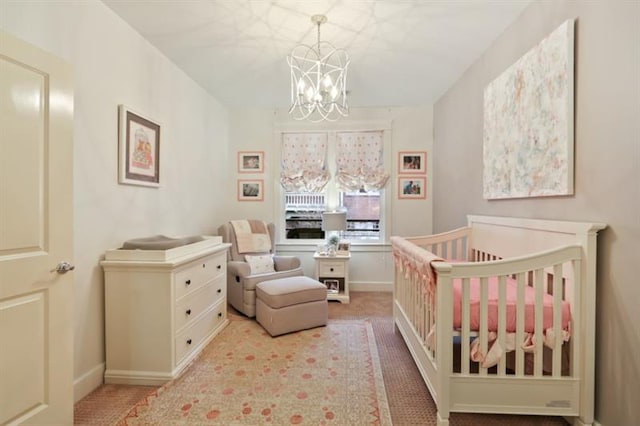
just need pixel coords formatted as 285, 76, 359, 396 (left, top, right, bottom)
256, 276, 328, 336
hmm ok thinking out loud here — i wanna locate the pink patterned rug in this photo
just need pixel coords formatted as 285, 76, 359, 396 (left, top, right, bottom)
117, 317, 391, 425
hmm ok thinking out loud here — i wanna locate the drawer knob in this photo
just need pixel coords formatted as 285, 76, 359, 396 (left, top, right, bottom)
186, 339, 192, 345
185, 279, 191, 286
217, 264, 222, 270
202, 264, 206, 268
217, 288, 222, 294
330, 268, 334, 272
218, 312, 223, 318
186, 309, 191, 315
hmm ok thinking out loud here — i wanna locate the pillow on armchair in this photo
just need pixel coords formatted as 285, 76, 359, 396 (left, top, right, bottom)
245, 254, 275, 274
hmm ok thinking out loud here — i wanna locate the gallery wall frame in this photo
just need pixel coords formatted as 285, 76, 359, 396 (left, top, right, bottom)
238, 151, 264, 173
398, 151, 426, 174
237, 179, 264, 201
398, 176, 426, 199
118, 105, 160, 187
483, 19, 574, 200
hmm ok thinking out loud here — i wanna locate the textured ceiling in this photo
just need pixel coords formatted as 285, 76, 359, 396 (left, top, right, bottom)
102, 0, 531, 108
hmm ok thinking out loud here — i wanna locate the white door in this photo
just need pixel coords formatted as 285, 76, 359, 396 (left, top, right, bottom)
0, 30, 74, 425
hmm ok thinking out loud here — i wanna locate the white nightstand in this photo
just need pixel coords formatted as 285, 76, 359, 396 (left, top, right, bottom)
314, 252, 350, 304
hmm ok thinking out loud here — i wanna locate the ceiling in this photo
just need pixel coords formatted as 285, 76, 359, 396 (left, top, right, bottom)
102, 0, 531, 109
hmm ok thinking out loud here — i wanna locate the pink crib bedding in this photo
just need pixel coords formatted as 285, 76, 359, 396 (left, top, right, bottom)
452, 276, 571, 333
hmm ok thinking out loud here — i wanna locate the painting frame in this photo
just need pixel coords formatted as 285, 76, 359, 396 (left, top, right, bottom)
398, 176, 426, 199
323, 279, 339, 294
118, 105, 160, 188
483, 19, 574, 200
337, 242, 350, 255
238, 151, 264, 173
398, 151, 426, 174
237, 179, 264, 201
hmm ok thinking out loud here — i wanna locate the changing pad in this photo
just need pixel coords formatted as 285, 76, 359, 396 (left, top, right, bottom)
121, 235, 204, 250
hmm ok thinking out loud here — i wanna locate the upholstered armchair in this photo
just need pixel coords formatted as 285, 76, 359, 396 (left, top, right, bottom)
218, 222, 303, 317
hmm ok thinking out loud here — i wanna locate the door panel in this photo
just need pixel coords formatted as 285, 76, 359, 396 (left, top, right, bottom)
0, 54, 46, 255
0, 30, 74, 425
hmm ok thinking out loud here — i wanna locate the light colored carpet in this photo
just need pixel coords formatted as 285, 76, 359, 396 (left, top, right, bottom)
75, 292, 567, 425
116, 316, 391, 425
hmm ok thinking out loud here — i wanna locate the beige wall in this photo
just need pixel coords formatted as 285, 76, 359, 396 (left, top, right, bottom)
433, 1, 640, 424
0, 0, 230, 401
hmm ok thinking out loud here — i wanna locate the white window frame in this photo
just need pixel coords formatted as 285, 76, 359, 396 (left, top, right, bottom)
274, 120, 393, 245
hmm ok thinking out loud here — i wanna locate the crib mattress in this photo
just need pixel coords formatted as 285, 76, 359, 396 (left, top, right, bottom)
452, 276, 571, 333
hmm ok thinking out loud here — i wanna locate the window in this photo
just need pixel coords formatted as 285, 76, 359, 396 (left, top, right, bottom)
341, 190, 380, 240
279, 126, 391, 244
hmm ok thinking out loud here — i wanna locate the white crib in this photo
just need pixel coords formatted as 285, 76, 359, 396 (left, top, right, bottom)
391, 215, 606, 426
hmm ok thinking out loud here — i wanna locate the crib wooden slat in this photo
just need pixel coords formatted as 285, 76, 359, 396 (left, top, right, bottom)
461, 278, 470, 375
534, 268, 544, 377
516, 272, 526, 377
479, 277, 489, 376
571, 258, 582, 377
497, 275, 507, 375
552, 263, 563, 377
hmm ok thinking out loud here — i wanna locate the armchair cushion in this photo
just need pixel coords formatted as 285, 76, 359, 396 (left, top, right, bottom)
245, 254, 275, 274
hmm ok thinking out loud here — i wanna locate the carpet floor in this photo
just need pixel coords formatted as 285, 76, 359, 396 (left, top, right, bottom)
75, 292, 568, 425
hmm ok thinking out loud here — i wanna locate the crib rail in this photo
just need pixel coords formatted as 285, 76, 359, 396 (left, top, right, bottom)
434, 246, 581, 379
406, 226, 470, 260
392, 235, 582, 381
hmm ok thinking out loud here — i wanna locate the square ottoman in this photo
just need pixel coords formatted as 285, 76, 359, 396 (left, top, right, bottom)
256, 276, 328, 336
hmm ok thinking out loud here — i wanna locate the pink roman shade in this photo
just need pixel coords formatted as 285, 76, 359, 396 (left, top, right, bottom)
336, 131, 389, 191
280, 132, 330, 193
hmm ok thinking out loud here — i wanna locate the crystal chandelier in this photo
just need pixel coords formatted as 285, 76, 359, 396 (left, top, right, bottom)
288, 15, 349, 122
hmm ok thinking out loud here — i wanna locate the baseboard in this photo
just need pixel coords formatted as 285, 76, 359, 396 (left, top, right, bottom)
565, 415, 602, 426
74, 362, 104, 403
350, 281, 392, 292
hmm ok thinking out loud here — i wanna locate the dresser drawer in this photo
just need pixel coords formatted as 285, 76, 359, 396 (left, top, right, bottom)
318, 261, 345, 277
174, 278, 225, 332
175, 302, 226, 365
174, 251, 226, 299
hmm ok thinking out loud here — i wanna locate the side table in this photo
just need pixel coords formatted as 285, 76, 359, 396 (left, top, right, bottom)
313, 252, 350, 303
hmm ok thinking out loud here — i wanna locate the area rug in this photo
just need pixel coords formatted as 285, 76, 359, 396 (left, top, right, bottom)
117, 317, 392, 425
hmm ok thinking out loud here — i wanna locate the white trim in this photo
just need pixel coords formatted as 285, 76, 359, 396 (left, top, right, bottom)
73, 362, 105, 403
274, 121, 394, 245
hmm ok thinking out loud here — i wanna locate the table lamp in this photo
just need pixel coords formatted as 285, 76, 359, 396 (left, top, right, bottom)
322, 211, 347, 255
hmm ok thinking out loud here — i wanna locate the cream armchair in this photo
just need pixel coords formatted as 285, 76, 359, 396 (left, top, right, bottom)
218, 222, 303, 317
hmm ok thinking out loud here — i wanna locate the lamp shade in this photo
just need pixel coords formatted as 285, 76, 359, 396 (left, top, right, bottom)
322, 211, 347, 231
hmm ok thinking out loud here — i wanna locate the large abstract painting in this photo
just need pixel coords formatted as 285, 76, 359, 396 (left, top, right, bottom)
483, 20, 574, 200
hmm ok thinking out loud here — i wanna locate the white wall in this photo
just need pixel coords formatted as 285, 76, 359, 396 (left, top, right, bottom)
433, 1, 640, 425
225, 106, 434, 288
0, 0, 230, 401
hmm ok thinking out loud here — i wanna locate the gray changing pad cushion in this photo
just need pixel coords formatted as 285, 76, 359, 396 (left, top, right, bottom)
121, 235, 204, 250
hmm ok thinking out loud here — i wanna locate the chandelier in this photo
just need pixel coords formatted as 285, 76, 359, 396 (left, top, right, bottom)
287, 15, 350, 122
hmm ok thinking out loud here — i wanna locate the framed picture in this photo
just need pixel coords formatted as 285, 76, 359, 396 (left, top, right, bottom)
237, 179, 264, 201
323, 279, 339, 294
483, 20, 574, 199
337, 242, 350, 255
398, 151, 426, 174
398, 176, 426, 199
118, 105, 160, 187
238, 151, 264, 173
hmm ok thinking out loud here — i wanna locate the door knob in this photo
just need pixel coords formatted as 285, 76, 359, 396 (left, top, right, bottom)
52, 261, 75, 274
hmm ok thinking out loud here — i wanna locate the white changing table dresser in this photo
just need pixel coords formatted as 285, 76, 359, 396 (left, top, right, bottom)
101, 237, 230, 385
